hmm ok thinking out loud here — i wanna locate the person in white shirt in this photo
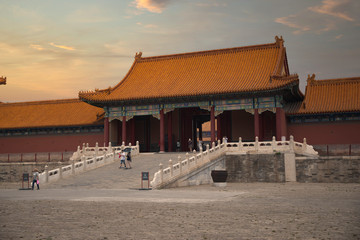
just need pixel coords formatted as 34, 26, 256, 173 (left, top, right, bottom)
119, 151, 126, 168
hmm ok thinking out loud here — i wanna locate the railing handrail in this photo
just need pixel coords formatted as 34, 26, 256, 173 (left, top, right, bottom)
39, 141, 140, 184
150, 136, 318, 189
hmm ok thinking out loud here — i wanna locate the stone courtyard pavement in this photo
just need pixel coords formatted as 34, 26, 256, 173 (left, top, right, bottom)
0, 153, 359, 239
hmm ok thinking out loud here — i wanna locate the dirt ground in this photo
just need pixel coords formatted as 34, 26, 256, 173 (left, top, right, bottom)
0, 182, 359, 240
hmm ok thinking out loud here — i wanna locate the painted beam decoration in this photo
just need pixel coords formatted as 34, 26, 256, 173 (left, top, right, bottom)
215, 96, 283, 111
106, 96, 283, 119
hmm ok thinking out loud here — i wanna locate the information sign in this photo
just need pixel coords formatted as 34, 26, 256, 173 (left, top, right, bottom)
141, 172, 150, 189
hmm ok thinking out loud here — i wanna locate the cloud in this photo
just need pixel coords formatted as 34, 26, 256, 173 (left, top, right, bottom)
308, 0, 354, 21
136, 22, 159, 28
30, 44, 44, 51
132, 0, 170, 13
49, 42, 75, 51
275, 15, 310, 35
335, 34, 344, 39
275, 0, 358, 35
195, 2, 227, 8
67, 6, 112, 23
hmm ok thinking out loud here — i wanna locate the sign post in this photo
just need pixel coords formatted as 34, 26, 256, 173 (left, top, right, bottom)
141, 172, 150, 190
21, 173, 30, 190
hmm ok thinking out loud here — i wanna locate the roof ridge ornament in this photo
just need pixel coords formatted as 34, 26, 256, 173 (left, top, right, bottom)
0, 76, 6, 85
135, 52, 143, 60
275, 36, 284, 47
307, 73, 316, 85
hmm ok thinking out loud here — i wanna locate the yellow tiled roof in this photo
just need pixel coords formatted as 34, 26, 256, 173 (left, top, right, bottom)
79, 36, 298, 104
0, 99, 104, 129
287, 75, 360, 114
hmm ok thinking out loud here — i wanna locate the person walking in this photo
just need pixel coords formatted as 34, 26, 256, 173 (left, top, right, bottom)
119, 151, 126, 168
188, 138, 193, 152
126, 151, 132, 169
32, 168, 40, 190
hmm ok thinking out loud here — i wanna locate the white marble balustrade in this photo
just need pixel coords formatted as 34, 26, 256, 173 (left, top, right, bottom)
39, 141, 139, 184
150, 136, 318, 189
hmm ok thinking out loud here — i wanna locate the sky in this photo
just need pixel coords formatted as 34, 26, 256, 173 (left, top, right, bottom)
0, 0, 359, 102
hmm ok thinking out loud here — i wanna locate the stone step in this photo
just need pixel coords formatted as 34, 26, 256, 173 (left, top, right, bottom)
44, 152, 191, 190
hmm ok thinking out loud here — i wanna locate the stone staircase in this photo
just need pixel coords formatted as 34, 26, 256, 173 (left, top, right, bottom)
43, 152, 189, 190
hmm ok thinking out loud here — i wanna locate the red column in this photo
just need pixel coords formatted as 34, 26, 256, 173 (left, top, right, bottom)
276, 107, 287, 140
104, 117, 109, 146
258, 112, 263, 141
211, 106, 216, 143
122, 116, 127, 144
117, 120, 122, 145
167, 112, 173, 152
130, 118, 135, 145
160, 109, 165, 152
217, 114, 222, 141
254, 109, 260, 139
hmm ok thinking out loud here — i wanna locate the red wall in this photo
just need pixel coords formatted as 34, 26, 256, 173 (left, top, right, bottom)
287, 121, 360, 145
0, 133, 104, 154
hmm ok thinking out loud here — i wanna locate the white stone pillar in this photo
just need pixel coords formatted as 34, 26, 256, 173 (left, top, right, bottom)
45, 165, 49, 183
289, 135, 294, 152
82, 156, 86, 171
159, 163, 164, 183
95, 142, 99, 156
302, 138, 307, 153
72, 160, 75, 175
178, 156, 182, 174
59, 164, 63, 179
272, 136, 276, 152
255, 136, 259, 152
169, 159, 173, 177
238, 137, 243, 151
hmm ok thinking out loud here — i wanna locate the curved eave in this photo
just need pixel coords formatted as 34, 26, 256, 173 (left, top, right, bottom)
81, 81, 300, 108
287, 109, 360, 116
0, 122, 104, 131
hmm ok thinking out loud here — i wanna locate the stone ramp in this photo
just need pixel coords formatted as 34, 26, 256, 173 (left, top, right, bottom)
43, 152, 189, 190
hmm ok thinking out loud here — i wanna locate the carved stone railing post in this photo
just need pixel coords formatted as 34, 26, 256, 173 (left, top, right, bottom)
205, 144, 210, 161
272, 136, 276, 151
169, 159, 173, 177
193, 150, 197, 166
59, 164, 63, 179
238, 137, 243, 151
136, 141, 140, 154
185, 152, 189, 171
178, 156, 182, 174
71, 160, 75, 175
45, 165, 49, 183
108, 142, 112, 154
82, 155, 86, 171
95, 142, 99, 156
302, 138, 307, 153
255, 136, 259, 152
159, 163, 163, 183
82, 143, 85, 155
289, 135, 294, 153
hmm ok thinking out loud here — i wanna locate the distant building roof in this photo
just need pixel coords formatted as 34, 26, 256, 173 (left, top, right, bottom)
0, 99, 104, 129
79, 36, 301, 106
286, 75, 360, 115
0, 76, 6, 85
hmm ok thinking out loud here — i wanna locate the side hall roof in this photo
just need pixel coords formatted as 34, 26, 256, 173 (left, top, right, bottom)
286, 75, 360, 115
0, 99, 104, 130
79, 36, 301, 106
